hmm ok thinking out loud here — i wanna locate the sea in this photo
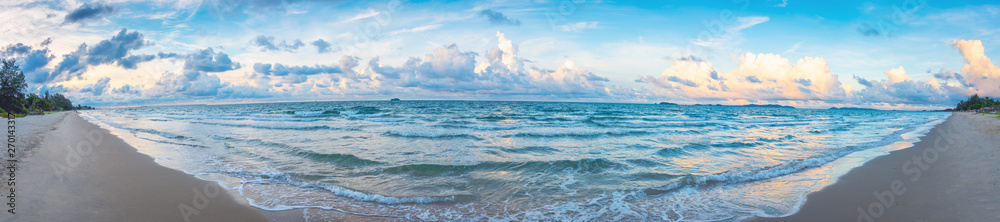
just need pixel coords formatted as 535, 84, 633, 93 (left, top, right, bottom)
79, 101, 950, 221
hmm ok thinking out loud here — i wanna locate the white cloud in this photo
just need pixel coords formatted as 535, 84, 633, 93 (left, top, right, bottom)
556, 22, 598, 32
692, 16, 769, 50
952, 39, 1000, 97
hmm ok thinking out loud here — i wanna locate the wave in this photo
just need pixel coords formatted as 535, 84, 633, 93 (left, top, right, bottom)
192, 121, 333, 130
385, 131, 480, 139
509, 130, 650, 138
499, 146, 560, 154
645, 125, 920, 194
380, 158, 628, 176
220, 171, 469, 204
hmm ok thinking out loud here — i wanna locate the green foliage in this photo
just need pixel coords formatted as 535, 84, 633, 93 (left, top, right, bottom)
48, 93, 74, 110
955, 94, 1000, 111
0, 59, 28, 114
0, 59, 86, 115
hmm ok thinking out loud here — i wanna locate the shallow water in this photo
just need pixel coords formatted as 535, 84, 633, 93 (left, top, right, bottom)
80, 101, 949, 221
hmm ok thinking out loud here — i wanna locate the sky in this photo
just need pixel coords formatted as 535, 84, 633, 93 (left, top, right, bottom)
1, 0, 999, 109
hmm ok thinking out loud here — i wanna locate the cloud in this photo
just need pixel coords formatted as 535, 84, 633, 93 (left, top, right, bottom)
85, 29, 147, 65
151, 71, 225, 97
42, 29, 151, 82
182, 48, 240, 73
852, 67, 967, 105
557, 22, 598, 32
80, 77, 111, 96
774, 0, 788, 7
251, 35, 305, 52
479, 9, 520, 26
359, 32, 610, 97
931, 68, 963, 82
883, 66, 913, 83
2, 43, 55, 83
112, 84, 141, 95
692, 16, 769, 50
952, 39, 1000, 97
311, 39, 334, 53
252, 62, 343, 76
641, 52, 848, 101
64, 3, 114, 24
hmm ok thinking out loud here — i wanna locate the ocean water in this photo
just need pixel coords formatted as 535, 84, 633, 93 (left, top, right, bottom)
80, 101, 949, 221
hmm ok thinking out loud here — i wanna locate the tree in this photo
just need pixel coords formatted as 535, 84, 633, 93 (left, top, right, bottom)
0, 59, 28, 114
49, 93, 73, 110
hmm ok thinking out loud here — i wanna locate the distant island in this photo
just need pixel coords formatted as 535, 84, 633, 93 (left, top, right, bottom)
737, 104, 794, 108
657, 102, 677, 105
829, 107, 878, 111
390, 98, 401, 101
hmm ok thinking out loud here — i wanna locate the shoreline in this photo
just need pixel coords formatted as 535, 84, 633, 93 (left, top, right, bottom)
0, 112, 270, 221
753, 112, 1000, 221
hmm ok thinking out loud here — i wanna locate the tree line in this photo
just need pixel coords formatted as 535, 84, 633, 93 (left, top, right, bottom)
1, 59, 91, 116
953, 94, 1000, 111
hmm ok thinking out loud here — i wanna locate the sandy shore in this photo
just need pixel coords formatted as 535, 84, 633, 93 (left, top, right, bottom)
0, 112, 269, 221
754, 112, 1000, 221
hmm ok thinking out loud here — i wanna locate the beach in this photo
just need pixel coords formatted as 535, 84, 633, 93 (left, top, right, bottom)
3, 108, 997, 221
0, 112, 268, 221
755, 112, 1000, 221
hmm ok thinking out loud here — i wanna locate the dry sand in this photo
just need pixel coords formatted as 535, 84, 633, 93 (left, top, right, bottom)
754, 112, 1000, 221
0, 112, 268, 221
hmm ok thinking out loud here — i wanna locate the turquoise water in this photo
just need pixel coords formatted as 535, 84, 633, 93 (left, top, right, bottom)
80, 101, 949, 221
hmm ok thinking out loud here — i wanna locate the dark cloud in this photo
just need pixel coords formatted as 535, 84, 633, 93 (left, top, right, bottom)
854, 76, 873, 87
479, 9, 520, 26
85, 29, 147, 65
250, 35, 305, 52
119, 55, 156, 69
64, 3, 114, 24
667, 76, 698, 87
2, 43, 55, 83
42, 29, 151, 82
182, 48, 240, 73
932, 68, 963, 82
311, 39, 334, 53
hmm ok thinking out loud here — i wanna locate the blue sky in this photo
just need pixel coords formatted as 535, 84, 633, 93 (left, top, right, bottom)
2, 0, 999, 109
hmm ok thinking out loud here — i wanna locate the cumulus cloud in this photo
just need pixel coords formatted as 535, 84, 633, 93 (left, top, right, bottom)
42, 29, 152, 82
641, 52, 848, 101
479, 9, 520, 26
251, 35, 305, 52
2, 43, 55, 83
852, 67, 968, 105
182, 48, 240, 73
64, 3, 113, 24
952, 39, 1000, 97
359, 32, 609, 97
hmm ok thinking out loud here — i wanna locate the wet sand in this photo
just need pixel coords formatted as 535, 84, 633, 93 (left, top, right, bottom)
754, 112, 1000, 221
0, 112, 268, 221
